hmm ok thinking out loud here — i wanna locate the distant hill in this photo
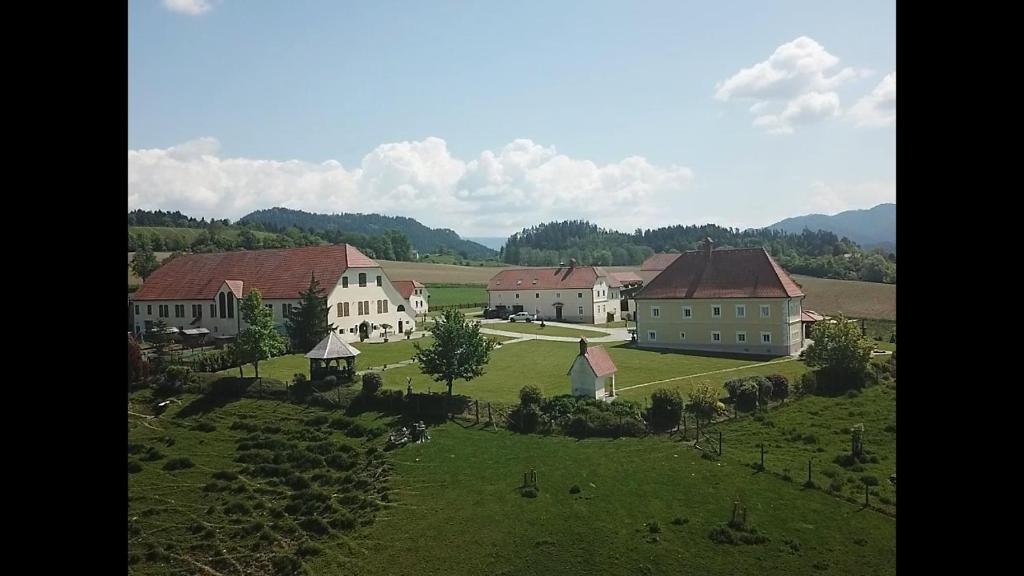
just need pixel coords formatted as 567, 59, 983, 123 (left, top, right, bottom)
240, 208, 496, 260
768, 203, 895, 252
464, 237, 507, 251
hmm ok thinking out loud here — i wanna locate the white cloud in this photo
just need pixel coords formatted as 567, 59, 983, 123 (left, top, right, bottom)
806, 180, 895, 214
849, 72, 895, 128
753, 91, 841, 135
128, 137, 695, 236
163, 0, 217, 16
715, 36, 867, 134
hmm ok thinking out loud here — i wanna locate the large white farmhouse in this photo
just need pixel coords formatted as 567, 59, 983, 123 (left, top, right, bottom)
131, 244, 421, 343
486, 261, 622, 324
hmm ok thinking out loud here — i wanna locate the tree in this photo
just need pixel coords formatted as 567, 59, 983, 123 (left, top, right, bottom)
687, 382, 719, 424
147, 319, 174, 373
238, 289, 287, 380
649, 388, 684, 431
414, 308, 496, 416
804, 315, 874, 393
286, 274, 334, 352
132, 242, 160, 280
127, 334, 148, 388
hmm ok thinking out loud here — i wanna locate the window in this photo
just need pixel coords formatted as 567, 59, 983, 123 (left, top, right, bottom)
377, 300, 382, 314
358, 273, 367, 287
535, 293, 540, 299
227, 293, 235, 318
556, 293, 560, 298
147, 305, 152, 315
376, 275, 382, 287
383, 300, 388, 313
343, 302, 351, 317
282, 303, 291, 317
515, 293, 520, 300
192, 304, 202, 318
364, 301, 369, 315
266, 304, 273, 313
159, 304, 169, 318
651, 306, 660, 318
210, 304, 217, 317
134, 304, 140, 315
357, 301, 364, 315
682, 306, 692, 319
577, 292, 583, 299
679, 332, 686, 340
219, 293, 227, 318
712, 305, 722, 318
711, 331, 721, 342
737, 332, 747, 343
578, 306, 584, 315
760, 305, 770, 318
735, 305, 746, 318
648, 331, 657, 341
397, 304, 405, 312
342, 277, 349, 288
762, 332, 772, 344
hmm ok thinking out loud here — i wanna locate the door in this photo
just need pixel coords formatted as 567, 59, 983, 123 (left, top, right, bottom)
555, 306, 563, 320
398, 320, 403, 334
512, 305, 524, 313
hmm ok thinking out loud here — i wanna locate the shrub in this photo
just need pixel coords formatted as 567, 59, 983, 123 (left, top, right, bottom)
329, 416, 355, 430
361, 372, 383, 396
860, 475, 879, 486
767, 374, 789, 401
650, 388, 684, 431
305, 415, 329, 428
270, 554, 304, 575
193, 420, 216, 432
163, 457, 194, 471
750, 376, 773, 406
648, 521, 662, 534
796, 372, 818, 396
733, 380, 760, 412
212, 470, 238, 481
521, 487, 538, 498
569, 484, 581, 494
296, 540, 323, 557
139, 447, 165, 462
326, 453, 355, 471
709, 527, 735, 544
519, 385, 543, 408
509, 405, 542, 433
223, 500, 252, 516
127, 460, 143, 474
672, 516, 689, 526
345, 422, 368, 438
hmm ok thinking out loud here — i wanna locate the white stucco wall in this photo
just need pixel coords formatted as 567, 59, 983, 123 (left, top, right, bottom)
488, 281, 621, 324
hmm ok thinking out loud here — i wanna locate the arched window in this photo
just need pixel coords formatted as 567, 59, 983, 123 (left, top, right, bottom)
227, 292, 235, 318
218, 292, 227, 318
358, 273, 367, 287
397, 305, 405, 312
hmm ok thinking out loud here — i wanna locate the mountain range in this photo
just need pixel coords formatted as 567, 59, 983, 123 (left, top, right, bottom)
767, 203, 895, 252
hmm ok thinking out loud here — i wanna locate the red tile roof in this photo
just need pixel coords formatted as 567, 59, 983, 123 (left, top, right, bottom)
566, 344, 617, 377
609, 271, 644, 286
487, 266, 617, 291
640, 253, 682, 271
392, 280, 425, 300
801, 310, 825, 322
133, 245, 378, 301
635, 248, 804, 299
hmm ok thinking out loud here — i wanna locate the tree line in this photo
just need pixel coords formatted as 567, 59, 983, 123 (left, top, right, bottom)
501, 220, 895, 284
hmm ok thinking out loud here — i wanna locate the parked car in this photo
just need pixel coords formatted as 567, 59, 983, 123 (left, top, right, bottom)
508, 312, 535, 322
483, 307, 509, 320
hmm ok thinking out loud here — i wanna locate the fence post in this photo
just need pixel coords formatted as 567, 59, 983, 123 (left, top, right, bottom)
475, 400, 480, 425
760, 443, 765, 469
807, 459, 812, 484
864, 484, 869, 506
487, 402, 493, 427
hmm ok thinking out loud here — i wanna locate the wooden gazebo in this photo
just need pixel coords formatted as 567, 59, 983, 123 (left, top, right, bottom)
306, 332, 361, 381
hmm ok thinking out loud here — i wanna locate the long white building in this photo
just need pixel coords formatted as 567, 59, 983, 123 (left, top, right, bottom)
131, 245, 421, 343
486, 262, 621, 324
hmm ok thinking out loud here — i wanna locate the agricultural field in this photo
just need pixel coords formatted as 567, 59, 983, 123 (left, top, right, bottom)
422, 285, 488, 308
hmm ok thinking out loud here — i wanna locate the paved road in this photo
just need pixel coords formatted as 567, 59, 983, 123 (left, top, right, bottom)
477, 319, 631, 343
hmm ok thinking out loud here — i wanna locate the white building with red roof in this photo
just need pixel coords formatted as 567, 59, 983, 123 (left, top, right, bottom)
633, 238, 806, 356
567, 338, 618, 399
391, 280, 429, 321
131, 244, 421, 343
486, 260, 621, 324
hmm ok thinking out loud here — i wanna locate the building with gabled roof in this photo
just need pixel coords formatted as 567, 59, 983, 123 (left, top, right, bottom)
633, 238, 805, 356
567, 338, 618, 399
486, 260, 621, 324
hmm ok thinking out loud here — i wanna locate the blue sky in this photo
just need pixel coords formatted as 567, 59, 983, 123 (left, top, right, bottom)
129, 0, 895, 236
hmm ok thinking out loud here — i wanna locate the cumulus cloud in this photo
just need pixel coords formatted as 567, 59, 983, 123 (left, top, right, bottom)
163, 0, 217, 16
806, 180, 895, 214
128, 137, 695, 236
715, 36, 868, 134
849, 72, 896, 128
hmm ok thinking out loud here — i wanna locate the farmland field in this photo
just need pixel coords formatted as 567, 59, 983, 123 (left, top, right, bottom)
423, 285, 488, 307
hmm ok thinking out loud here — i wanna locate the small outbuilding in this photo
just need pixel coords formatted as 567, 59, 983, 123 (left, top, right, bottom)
567, 338, 618, 400
306, 332, 361, 381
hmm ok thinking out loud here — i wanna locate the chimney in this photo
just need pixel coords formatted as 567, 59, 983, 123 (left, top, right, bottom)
703, 237, 714, 262
579, 338, 588, 356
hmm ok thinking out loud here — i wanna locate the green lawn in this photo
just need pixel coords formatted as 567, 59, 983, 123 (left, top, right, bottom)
485, 322, 609, 339
377, 341, 810, 404
426, 285, 488, 307
713, 382, 897, 515
220, 337, 436, 380
342, 423, 896, 576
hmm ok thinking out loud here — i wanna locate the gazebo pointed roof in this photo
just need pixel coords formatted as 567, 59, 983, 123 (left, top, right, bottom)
305, 332, 361, 360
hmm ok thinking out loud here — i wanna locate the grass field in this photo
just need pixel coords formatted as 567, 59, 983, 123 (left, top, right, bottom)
347, 422, 895, 576
484, 322, 609, 339
218, 338, 436, 381
375, 340, 809, 404
424, 285, 488, 307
